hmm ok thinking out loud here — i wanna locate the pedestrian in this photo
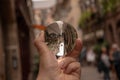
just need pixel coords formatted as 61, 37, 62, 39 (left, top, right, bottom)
79, 47, 87, 66
100, 47, 110, 80
86, 47, 96, 66
109, 46, 117, 80
110, 44, 120, 80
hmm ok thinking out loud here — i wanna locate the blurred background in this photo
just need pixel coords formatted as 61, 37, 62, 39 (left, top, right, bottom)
0, 0, 120, 80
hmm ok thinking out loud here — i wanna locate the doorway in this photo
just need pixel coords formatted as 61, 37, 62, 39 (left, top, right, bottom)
17, 11, 31, 80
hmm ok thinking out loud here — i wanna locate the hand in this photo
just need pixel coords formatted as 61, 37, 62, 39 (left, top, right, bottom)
34, 32, 82, 80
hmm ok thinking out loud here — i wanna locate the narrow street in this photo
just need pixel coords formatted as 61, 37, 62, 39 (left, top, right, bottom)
1, 0, 120, 80
81, 66, 115, 80
81, 66, 104, 80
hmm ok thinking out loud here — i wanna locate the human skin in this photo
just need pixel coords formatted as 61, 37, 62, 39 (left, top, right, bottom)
34, 32, 82, 80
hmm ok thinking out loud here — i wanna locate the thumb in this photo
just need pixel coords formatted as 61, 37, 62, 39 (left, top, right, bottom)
34, 31, 57, 69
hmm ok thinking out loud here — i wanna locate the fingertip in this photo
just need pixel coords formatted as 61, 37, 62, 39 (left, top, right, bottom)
59, 57, 76, 69
76, 38, 81, 41
64, 64, 73, 74
76, 38, 82, 46
40, 31, 45, 36
64, 62, 81, 74
75, 38, 82, 50
39, 31, 45, 42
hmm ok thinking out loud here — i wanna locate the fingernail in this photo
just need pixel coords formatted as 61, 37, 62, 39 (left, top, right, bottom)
36, 33, 40, 38
40, 31, 44, 34
77, 38, 81, 41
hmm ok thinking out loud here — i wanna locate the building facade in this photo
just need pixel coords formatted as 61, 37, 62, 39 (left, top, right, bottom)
0, 16, 6, 80
52, 0, 81, 28
79, 0, 120, 46
0, 0, 35, 80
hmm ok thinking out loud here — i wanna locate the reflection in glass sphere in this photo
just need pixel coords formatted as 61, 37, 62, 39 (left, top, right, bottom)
45, 21, 78, 57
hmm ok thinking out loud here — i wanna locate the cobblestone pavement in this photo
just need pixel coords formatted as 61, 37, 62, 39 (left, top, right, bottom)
81, 66, 114, 80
